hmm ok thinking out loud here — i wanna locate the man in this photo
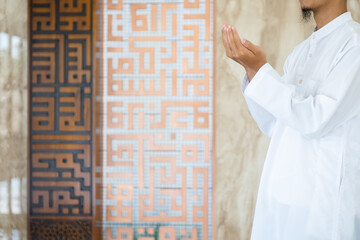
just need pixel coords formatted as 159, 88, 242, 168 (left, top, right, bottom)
222, 0, 360, 239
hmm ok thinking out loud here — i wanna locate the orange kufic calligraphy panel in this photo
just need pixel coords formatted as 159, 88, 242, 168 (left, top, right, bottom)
96, 0, 215, 239
29, 0, 95, 238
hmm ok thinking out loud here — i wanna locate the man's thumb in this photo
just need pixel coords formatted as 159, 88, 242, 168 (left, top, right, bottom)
241, 39, 256, 53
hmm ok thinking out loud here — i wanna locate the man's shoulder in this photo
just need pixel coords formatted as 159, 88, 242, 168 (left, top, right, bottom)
346, 19, 360, 33
341, 20, 360, 48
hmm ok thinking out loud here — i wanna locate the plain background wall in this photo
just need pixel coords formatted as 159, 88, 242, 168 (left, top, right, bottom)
215, 1, 360, 239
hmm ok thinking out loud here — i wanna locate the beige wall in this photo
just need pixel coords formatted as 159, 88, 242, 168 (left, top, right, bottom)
215, 1, 360, 240
0, 0, 28, 239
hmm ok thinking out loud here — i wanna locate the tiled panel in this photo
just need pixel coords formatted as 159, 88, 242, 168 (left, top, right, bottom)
29, 0, 95, 237
96, 0, 215, 239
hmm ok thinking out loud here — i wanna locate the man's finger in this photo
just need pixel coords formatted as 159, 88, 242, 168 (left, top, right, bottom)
221, 26, 228, 51
225, 25, 234, 50
231, 27, 245, 52
221, 25, 232, 56
227, 25, 237, 53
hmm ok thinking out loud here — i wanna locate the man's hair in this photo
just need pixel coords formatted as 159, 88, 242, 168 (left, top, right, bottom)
302, 8, 312, 22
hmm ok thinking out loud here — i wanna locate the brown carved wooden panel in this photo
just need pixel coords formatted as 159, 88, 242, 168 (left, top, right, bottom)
30, 220, 92, 239
29, 0, 95, 238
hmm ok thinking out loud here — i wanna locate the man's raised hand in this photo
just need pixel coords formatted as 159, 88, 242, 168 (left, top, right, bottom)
221, 24, 267, 80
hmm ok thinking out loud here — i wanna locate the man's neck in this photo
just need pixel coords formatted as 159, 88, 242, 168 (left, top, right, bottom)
313, 4, 347, 30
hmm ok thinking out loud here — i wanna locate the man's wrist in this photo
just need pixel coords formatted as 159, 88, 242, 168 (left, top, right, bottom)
246, 62, 268, 82
246, 69, 256, 81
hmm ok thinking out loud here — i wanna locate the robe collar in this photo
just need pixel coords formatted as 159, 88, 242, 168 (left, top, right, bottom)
312, 11, 352, 40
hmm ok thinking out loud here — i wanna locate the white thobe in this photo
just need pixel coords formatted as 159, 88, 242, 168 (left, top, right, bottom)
241, 12, 360, 240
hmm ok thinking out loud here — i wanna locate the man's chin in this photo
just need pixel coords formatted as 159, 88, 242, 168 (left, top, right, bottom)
301, 8, 313, 22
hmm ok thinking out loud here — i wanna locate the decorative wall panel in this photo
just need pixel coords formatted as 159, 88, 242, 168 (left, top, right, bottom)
29, 0, 95, 237
96, 0, 215, 239
30, 220, 92, 239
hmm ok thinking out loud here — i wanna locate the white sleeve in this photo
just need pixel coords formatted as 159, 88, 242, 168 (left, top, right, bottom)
241, 73, 277, 138
244, 46, 360, 139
